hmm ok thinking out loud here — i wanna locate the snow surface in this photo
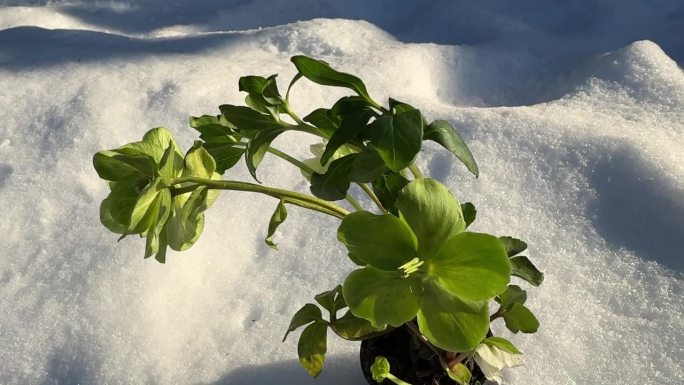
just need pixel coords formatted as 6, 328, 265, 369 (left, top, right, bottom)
0, 1, 682, 384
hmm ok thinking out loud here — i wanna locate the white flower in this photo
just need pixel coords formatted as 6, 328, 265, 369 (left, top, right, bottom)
473, 343, 524, 384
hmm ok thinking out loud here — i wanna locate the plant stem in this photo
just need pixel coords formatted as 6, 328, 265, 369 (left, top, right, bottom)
408, 164, 423, 179
385, 373, 412, 385
358, 183, 387, 213
170, 176, 349, 219
490, 306, 505, 321
346, 194, 364, 211
404, 322, 450, 372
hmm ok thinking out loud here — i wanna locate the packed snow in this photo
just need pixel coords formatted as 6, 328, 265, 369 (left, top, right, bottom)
0, 1, 682, 384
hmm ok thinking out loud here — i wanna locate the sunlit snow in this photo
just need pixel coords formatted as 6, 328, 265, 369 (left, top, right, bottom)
0, 1, 682, 384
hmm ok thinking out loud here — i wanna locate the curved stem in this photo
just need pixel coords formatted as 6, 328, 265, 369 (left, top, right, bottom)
359, 183, 387, 213
171, 176, 349, 219
346, 194, 364, 211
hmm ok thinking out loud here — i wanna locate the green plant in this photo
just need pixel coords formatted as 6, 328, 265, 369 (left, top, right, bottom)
93, 56, 543, 384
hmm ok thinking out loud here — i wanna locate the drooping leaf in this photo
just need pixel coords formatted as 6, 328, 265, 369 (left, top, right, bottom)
158, 140, 184, 179
144, 189, 172, 261
461, 202, 477, 228
245, 127, 286, 182
291, 56, 371, 102
342, 266, 422, 328
510, 256, 544, 286
448, 363, 472, 385
166, 186, 210, 251
349, 149, 388, 183
417, 280, 490, 352
428, 232, 510, 301
104, 176, 147, 230
497, 285, 527, 311
396, 178, 466, 258
297, 322, 328, 378
369, 109, 423, 172
337, 211, 417, 270
265, 199, 288, 249
483, 337, 522, 355
503, 303, 539, 333
331, 311, 383, 341
424, 120, 479, 177
283, 303, 322, 342
388, 98, 417, 114
99, 193, 130, 234
330, 96, 373, 117
128, 178, 166, 234
310, 154, 356, 201
320, 108, 374, 165
498, 236, 528, 257
372, 171, 409, 214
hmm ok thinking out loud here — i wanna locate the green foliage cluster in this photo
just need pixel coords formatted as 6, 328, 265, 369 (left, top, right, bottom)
93, 56, 543, 384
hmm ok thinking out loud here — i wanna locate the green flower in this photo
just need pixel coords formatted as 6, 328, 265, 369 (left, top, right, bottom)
339, 178, 510, 351
93, 127, 219, 263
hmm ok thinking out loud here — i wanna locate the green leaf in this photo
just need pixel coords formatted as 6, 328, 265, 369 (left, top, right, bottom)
99, 193, 130, 234
510, 256, 544, 286
428, 232, 510, 301
245, 127, 286, 182
320, 108, 374, 165
499, 236, 528, 257
448, 363, 472, 385
331, 311, 383, 341
417, 280, 490, 352
349, 149, 388, 183
189, 115, 239, 143
219, 104, 282, 133
396, 178, 466, 258
310, 154, 356, 201
483, 337, 522, 355
314, 285, 342, 315
121, 127, 180, 164
330, 96, 373, 117
370, 356, 390, 382
283, 303, 322, 342
388, 98, 417, 114
93, 150, 156, 181
144, 189, 172, 261
303, 108, 338, 137
104, 176, 147, 230
291, 56, 371, 102
265, 199, 288, 250
184, 142, 216, 179
369, 109, 423, 172
372, 172, 409, 214
297, 322, 328, 378
461, 202, 477, 228
504, 303, 539, 333
158, 140, 184, 179
497, 285, 527, 311
166, 186, 210, 251
128, 178, 166, 234
202, 143, 245, 174
337, 211, 417, 270
424, 120, 479, 177
342, 266, 422, 328
239, 75, 283, 104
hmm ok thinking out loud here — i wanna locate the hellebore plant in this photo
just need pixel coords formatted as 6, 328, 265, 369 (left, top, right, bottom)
93, 56, 543, 384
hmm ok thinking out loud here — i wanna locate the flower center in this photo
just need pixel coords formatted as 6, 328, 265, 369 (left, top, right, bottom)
399, 257, 424, 278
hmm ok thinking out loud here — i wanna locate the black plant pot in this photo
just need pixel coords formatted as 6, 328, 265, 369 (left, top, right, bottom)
359, 326, 487, 385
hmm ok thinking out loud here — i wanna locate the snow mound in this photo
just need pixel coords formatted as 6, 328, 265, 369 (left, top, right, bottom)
0, 7, 682, 385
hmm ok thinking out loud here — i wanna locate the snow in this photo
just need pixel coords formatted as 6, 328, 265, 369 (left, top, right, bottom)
0, 1, 682, 384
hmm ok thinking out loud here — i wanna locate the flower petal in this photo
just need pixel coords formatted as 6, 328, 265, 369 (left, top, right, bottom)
428, 232, 510, 301
396, 178, 466, 258
417, 280, 489, 352
337, 211, 417, 270
342, 266, 422, 328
